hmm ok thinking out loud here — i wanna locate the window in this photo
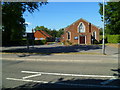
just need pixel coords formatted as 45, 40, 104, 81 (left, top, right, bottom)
67, 32, 70, 40
78, 23, 85, 33
40, 38, 44, 40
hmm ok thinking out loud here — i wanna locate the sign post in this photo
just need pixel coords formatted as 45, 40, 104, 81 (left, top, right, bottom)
102, 0, 106, 55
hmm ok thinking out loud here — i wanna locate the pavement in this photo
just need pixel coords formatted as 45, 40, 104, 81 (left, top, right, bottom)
1, 43, 119, 54
1, 44, 119, 62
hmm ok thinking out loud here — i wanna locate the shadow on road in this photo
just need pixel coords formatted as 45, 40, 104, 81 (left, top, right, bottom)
2, 77, 120, 89
111, 69, 120, 78
2, 45, 102, 57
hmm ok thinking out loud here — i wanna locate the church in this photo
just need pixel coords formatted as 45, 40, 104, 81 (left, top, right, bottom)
61, 18, 100, 45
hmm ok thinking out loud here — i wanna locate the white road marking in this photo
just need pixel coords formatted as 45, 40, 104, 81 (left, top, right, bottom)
101, 77, 117, 85
6, 77, 119, 88
22, 73, 41, 79
6, 78, 48, 83
21, 70, 116, 78
6, 71, 118, 88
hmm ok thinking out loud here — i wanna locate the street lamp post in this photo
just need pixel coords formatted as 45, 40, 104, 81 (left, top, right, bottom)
102, 0, 106, 55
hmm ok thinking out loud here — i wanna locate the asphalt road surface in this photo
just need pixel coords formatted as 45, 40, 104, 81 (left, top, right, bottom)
2, 54, 120, 89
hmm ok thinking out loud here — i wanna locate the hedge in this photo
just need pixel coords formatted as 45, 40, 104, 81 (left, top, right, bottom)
2, 39, 47, 46
99, 35, 108, 43
100, 35, 120, 44
27, 40, 47, 45
34, 40, 47, 45
107, 35, 120, 43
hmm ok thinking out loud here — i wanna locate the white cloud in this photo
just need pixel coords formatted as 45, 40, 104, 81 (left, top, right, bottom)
24, 22, 31, 25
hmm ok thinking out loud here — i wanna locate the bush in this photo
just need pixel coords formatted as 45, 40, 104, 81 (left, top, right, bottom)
93, 39, 99, 44
107, 35, 120, 43
2, 40, 27, 46
34, 40, 47, 45
24, 40, 47, 45
100, 35, 107, 41
62, 40, 73, 45
22, 40, 47, 45
2, 39, 47, 46
99, 35, 108, 44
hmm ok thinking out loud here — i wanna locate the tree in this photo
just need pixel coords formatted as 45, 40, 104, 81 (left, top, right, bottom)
34, 26, 52, 35
34, 26, 57, 38
57, 28, 64, 37
99, 2, 120, 35
2, 2, 47, 45
50, 29, 58, 38
34, 26, 49, 32
34, 26, 64, 38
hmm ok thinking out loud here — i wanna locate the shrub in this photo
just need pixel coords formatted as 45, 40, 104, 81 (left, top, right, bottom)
62, 40, 73, 45
99, 35, 108, 44
100, 35, 107, 41
34, 40, 47, 45
93, 39, 99, 44
107, 35, 120, 43
66, 40, 72, 45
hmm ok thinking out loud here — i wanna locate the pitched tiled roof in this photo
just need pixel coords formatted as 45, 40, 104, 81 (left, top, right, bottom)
38, 30, 52, 38
64, 18, 100, 29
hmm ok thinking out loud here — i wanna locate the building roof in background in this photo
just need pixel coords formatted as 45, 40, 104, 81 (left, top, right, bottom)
36, 30, 52, 38
65, 18, 100, 30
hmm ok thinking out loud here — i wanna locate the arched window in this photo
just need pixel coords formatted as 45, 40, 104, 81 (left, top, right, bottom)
67, 31, 71, 40
78, 23, 85, 33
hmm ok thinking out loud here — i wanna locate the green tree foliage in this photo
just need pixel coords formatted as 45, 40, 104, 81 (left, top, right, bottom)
34, 26, 48, 31
107, 35, 120, 43
99, 28, 103, 35
34, 26, 64, 38
50, 29, 58, 38
34, 26, 51, 34
99, 2, 120, 35
57, 28, 64, 37
2, 2, 47, 45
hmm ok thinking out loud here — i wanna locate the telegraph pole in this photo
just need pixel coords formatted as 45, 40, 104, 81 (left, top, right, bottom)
102, 0, 106, 55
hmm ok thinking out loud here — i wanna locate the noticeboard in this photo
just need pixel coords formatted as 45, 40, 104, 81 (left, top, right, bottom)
27, 33, 35, 40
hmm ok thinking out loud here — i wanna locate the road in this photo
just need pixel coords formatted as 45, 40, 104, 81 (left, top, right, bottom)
2, 54, 119, 88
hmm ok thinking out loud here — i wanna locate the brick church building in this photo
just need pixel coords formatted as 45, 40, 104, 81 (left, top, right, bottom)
61, 18, 100, 45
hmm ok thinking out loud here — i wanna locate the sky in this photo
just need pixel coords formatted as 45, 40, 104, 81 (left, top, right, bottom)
23, 2, 103, 32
